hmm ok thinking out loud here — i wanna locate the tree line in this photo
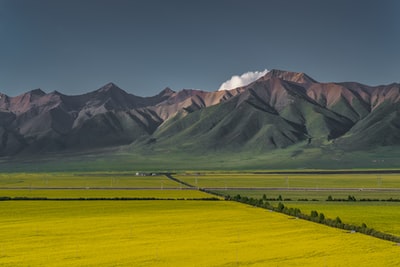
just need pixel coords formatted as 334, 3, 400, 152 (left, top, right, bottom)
224, 194, 400, 244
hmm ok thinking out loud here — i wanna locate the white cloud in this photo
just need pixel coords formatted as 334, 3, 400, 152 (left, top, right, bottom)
218, 69, 269, 91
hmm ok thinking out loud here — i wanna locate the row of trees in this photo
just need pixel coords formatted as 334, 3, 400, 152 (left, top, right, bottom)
327, 195, 400, 202
327, 195, 356, 201
226, 194, 400, 244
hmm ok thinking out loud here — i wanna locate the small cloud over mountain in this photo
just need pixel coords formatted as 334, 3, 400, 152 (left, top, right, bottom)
218, 69, 269, 91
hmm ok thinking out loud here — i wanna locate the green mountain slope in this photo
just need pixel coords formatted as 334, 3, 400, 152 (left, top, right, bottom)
1, 69, 400, 170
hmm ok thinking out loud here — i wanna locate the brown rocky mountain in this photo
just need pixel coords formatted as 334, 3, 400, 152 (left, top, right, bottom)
0, 70, 399, 156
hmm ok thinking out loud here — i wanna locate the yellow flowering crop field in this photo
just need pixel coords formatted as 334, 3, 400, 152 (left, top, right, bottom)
0, 188, 212, 199
0, 172, 183, 188
1, 200, 399, 267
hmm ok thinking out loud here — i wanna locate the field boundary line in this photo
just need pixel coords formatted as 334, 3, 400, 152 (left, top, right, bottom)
165, 174, 196, 188
202, 187, 400, 191
0, 187, 198, 190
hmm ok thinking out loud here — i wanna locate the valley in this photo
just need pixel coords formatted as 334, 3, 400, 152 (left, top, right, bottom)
1, 70, 400, 266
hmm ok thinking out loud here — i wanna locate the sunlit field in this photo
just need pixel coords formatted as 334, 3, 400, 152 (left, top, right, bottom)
0, 172, 184, 188
281, 201, 400, 236
1, 200, 399, 267
214, 189, 400, 201
176, 173, 400, 188
0, 189, 212, 199
1, 172, 400, 266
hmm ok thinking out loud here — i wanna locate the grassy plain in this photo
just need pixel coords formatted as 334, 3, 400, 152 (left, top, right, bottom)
1, 200, 400, 267
2, 144, 400, 172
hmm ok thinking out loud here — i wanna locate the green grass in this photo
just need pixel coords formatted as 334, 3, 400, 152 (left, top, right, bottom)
282, 201, 400, 236
214, 189, 400, 201
1, 201, 400, 266
2, 144, 400, 172
177, 173, 400, 189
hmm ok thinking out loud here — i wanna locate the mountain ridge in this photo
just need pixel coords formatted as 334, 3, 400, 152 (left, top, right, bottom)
0, 69, 399, 157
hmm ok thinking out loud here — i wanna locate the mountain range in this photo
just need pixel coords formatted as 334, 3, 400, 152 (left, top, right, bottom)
1, 69, 399, 158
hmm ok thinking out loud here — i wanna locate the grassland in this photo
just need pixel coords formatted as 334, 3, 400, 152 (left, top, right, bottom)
1, 200, 400, 267
2, 144, 400, 172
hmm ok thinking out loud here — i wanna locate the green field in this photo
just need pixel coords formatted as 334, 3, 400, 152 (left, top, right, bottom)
0, 172, 184, 188
195, 172, 400, 246
177, 173, 400, 189
2, 144, 400, 172
214, 189, 400, 201
280, 201, 400, 236
1, 200, 399, 267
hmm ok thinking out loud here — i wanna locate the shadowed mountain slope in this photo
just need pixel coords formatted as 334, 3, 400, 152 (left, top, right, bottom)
0, 70, 399, 156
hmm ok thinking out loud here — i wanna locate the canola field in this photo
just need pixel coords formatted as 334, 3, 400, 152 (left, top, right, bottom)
1, 172, 400, 266
1, 200, 400, 267
0, 189, 212, 199
0, 172, 183, 188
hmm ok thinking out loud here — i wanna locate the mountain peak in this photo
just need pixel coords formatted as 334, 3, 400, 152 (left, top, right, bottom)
158, 87, 175, 96
96, 82, 127, 94
28, 88, 46, 96
261, 69, 317, 84
50, 90, 63, 96
1, 72, 400, 158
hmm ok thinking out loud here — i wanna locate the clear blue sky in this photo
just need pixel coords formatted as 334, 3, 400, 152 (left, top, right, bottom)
0, 0, 399, 96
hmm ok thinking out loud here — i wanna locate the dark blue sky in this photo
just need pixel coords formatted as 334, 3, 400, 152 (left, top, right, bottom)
1, 0, 399, 96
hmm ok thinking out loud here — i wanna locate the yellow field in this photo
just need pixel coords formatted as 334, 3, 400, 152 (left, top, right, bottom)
0, 189, 212, 199
0, 172, 182, 188
0, 200, 399, 266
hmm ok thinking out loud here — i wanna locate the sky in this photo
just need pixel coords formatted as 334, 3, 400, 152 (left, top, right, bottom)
0, 0, 399, 96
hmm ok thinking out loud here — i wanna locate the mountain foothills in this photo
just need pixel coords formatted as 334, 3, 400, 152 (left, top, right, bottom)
1, 69, 399, 158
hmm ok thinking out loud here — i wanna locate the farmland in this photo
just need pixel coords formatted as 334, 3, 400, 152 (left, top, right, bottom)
0, 189, 212, 199
279, 202, 400, 236
1, 200, 400, 267
0, 171, 400, 266
176, 173, 400, 189
0, 172, 184, 189
213, 188, 400, 201
199, 172, 400, 242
